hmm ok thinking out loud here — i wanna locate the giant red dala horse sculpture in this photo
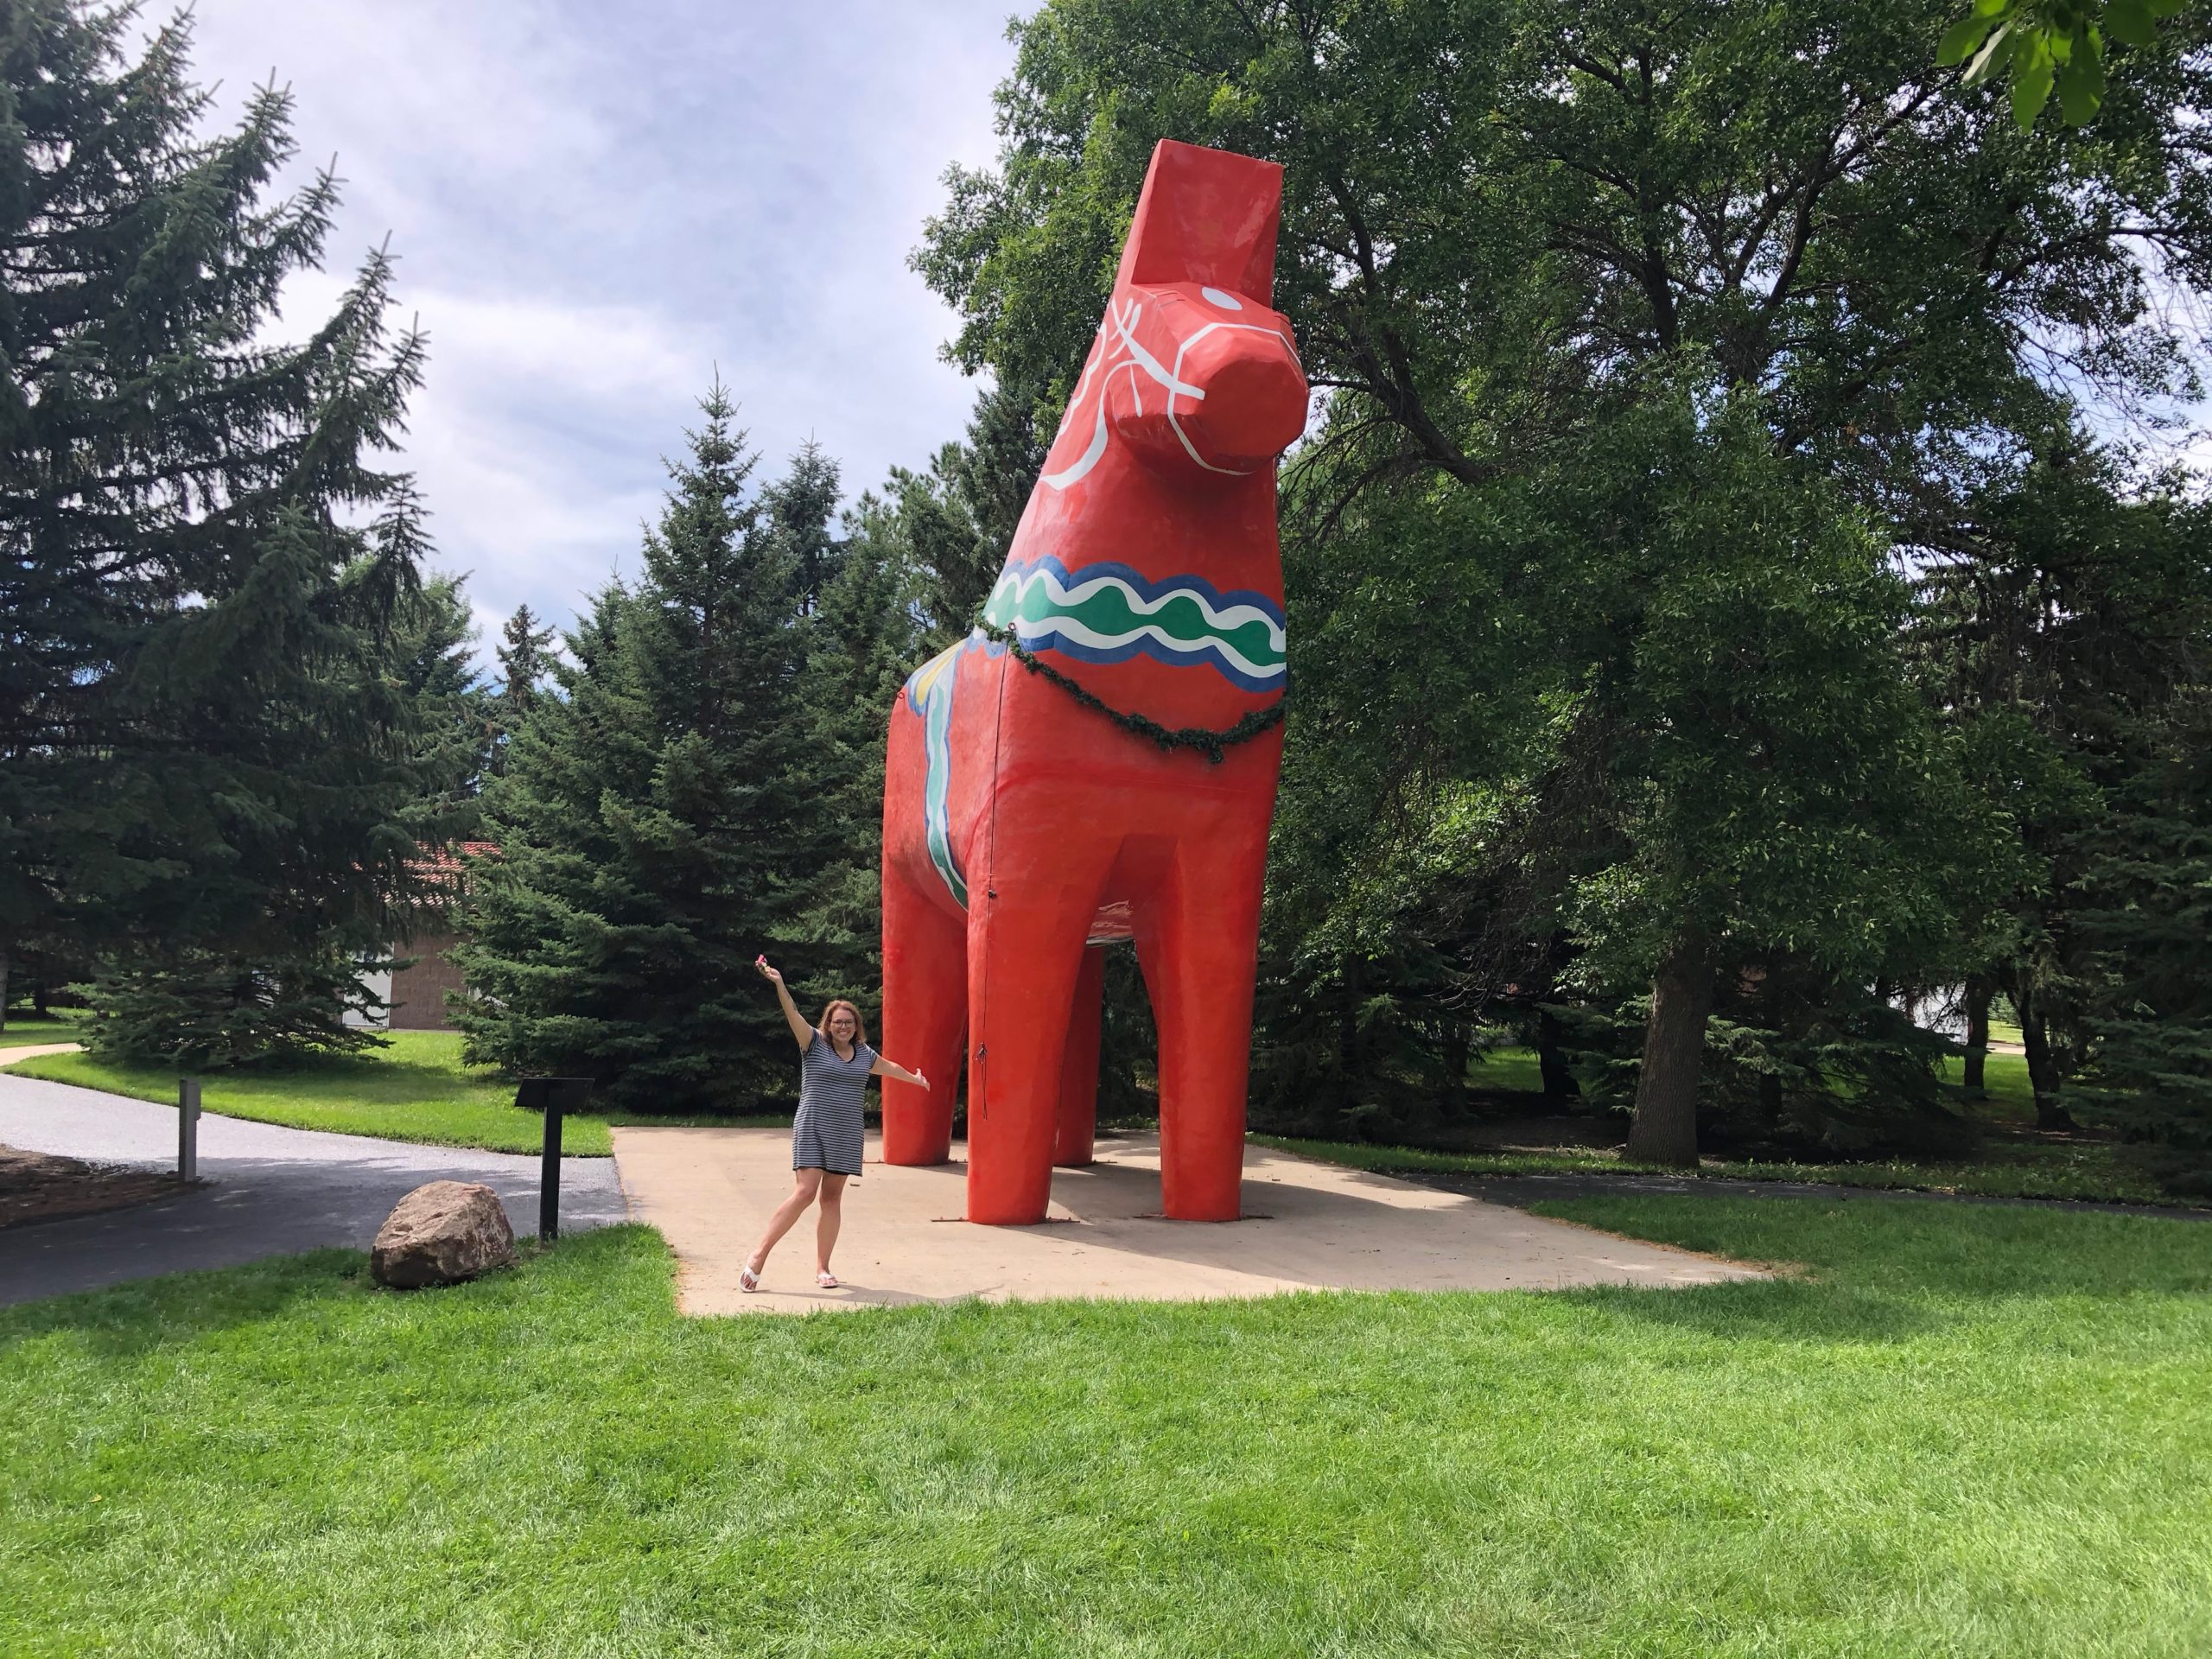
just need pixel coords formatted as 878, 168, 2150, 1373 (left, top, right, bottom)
880, 140, 1307, 1224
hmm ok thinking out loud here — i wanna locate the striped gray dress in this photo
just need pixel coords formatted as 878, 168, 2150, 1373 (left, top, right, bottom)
792, 1031, 874, 1176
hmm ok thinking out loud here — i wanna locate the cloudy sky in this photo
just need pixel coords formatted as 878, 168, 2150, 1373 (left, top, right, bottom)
182, 1, 1022, 656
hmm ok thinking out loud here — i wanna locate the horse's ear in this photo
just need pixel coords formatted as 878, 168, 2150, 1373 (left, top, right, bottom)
1115, 140, 1282, 305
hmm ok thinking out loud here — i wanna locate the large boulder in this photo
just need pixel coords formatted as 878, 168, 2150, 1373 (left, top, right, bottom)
371, 1180, 516, 1288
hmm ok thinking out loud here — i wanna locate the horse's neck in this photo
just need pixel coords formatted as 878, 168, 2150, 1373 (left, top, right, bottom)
1006, 454, 1282, 599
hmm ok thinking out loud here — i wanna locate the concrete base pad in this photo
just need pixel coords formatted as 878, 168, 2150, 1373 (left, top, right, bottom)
611, 1128, 1761, 1316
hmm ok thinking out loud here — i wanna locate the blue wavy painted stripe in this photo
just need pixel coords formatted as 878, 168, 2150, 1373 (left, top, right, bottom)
982, 557, 1287, 695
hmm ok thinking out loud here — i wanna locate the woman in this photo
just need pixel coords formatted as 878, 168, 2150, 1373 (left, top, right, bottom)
741, 957, 929, 1292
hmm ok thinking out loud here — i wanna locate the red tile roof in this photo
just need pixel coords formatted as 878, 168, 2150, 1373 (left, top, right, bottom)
405, 842, 499, 884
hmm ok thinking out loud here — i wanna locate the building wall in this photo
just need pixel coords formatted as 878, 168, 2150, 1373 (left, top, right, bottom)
390, 932, 465, 1030
348, 968, 393, 1028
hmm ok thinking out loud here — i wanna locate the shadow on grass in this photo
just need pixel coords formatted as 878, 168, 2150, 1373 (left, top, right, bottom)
10, 1195, 2210, 1371
0, 1247, 377, 1360
1573, 1274, 1941, 1344
0, 1225, 673, 1362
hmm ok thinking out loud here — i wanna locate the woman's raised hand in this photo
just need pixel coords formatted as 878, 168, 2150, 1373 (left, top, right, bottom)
763, 957, 812, 1051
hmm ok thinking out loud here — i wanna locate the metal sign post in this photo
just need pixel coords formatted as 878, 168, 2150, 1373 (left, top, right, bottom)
177, 1077, 200, 1180
517, 1077, 594, 1241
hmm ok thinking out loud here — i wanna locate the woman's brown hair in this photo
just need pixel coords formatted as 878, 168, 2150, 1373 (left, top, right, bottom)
817, 999, 868, 1048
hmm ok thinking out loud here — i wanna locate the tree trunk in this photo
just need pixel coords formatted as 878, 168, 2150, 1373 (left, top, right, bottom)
1756, 1067, 1784, 1131
1625, 938, 1715, 1167
0, 944, 10, 1033
1961, 976, 1991, 1098
1441, 1020, 1471, 1113
1535, 1009, 1580, 1100
1338, 962, 1361, 1072
2014, 981, 2076, 1131
1335, 957, 1363, 1129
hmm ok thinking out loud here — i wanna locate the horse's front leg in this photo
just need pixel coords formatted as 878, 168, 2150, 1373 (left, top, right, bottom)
963, 820, 1114, 1224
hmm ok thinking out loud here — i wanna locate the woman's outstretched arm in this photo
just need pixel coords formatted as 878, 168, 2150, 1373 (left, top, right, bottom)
870, 1054, 930, 1090
755, 957, 815, 1051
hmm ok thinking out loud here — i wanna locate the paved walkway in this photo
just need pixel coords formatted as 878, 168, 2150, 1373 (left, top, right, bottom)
614, 1127, 1763, 1316
0, 1042, 83, 1065
0, 1071, 627, 1306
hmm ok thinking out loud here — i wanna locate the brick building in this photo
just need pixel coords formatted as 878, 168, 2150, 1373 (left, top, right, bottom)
360, 842, 496, 1032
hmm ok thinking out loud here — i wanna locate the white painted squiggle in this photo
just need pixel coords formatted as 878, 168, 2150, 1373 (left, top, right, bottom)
989, 565, 1286, 648
1112, 305, 1205, 402
986, 563, 1286, 683
1038, 292, 1298, 491
1167, 320, 1303, 477
1039, 392, 1112, 491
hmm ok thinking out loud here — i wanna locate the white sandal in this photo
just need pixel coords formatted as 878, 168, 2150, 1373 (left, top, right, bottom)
740, 1262, 761, 1293
816, 1270, 840, 1289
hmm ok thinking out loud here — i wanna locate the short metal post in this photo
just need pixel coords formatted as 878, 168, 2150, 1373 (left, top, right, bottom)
518, 1077, 593, 1242
178, 1077, 200, 1180
539, 1084, 563, 1242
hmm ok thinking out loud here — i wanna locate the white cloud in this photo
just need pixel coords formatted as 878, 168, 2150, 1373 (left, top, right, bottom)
180, 0, 1021, 649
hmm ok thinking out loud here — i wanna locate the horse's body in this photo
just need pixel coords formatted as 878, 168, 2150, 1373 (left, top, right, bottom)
879, 141, 1307, 1224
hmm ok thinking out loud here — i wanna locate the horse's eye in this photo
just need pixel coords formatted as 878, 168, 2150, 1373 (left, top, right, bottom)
1200, 286, 1244, 312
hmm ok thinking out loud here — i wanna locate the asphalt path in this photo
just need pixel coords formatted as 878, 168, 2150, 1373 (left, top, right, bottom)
0, 1070, 628, 1306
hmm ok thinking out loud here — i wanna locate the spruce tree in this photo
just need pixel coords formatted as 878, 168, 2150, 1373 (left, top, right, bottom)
1919, 443, 2212, 1135
795, 491, 924, 993
1, 4, 455, 1057
882, 382, 1046, 643
764, 440, 845, 613
2069, 733, 2212, 1164
456, 388, 818, 1109
488, 603, 556, 775
395, 574, 493, 818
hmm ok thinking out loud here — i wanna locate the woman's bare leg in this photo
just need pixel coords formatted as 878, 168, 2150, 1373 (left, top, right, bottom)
747, 1170, 823, 1274
815, 1173, 849, 1274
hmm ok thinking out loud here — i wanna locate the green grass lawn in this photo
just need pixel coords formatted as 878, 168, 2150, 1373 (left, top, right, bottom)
0, 1008, 87, 1041
0, 1032, 776, 1156
1264, 1050, 2191, 1207
1258, 1119, 2184, 1206
1466, 1044, 1546, 1093
1951, 1048, 2035, 1117
1460, 1046, 2040, 1122
6, 1030, 2165, 1206
3, 1198, 2208, 1655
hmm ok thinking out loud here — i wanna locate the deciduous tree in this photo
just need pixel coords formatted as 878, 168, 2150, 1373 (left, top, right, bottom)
914, 0, 2212, 1160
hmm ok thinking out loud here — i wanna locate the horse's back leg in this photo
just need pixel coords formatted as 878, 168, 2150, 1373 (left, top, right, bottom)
1134, 835, 1264, 1221
1054, 946, 1107, 1167
880, 861, 966, 1166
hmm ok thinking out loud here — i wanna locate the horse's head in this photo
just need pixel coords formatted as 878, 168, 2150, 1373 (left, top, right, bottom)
1039, 142, 1309, 493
